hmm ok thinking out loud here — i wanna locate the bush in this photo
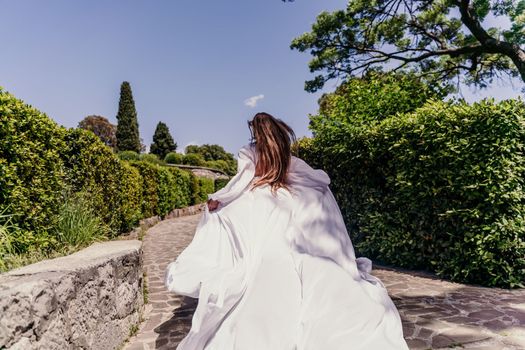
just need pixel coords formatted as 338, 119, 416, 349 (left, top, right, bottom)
205, 159, 230, 173
184, 144, 237, 175
312, 71, 448, 128
214, 177, 230, 192
0, 88, 67, 243
182, 153, 205, 166
140, 153, 162, 164
164, 152, 183, 164
119, 163, 143, 232
131, 161, 159, 218
118, 150, 140, 161
167, 167, 193, 208
157, 167, 178, 217
0, 87, 228, 270
61, 128, 124, 237
298, 98, 525, 287
197, 177, 215, 203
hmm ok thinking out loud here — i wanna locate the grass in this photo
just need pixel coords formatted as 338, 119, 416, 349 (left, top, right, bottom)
54, 192, 108, 247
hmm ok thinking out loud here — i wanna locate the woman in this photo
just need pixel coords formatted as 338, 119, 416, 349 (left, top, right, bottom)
165, 112, 409, 350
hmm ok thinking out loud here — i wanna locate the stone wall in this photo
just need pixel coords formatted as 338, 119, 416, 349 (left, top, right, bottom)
0, 240, 144, 350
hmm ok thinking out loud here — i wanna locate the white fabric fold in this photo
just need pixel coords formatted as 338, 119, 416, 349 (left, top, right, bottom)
165, 144, 409, 350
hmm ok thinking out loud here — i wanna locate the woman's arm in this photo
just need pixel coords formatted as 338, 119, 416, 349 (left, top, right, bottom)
206, 144, 256, 210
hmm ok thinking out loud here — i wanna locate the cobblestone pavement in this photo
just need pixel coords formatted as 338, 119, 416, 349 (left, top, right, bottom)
122, 213, 525, 350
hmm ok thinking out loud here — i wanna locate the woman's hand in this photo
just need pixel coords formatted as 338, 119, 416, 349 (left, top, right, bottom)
207, 199, 221, 212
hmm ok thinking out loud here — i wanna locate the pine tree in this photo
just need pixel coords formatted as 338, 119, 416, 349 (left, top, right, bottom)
115, 81, 141, 152
150, 121, 177, 159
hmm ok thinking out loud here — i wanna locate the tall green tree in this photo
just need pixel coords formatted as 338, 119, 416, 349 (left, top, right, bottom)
289, 0, 525, 92
150, 121, 177, 159
115, 81, 141, 152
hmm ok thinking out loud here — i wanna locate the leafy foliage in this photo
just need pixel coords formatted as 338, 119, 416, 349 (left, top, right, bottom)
313, 71, 449, 128
164, 152, 184, 164
290, 0, 525, 92
0, 87, 219, 270
182, 153, 206, 166
214, 178, 230, 192
185, 144, 237, 175
297, 98, 525, 287
119, 162, 143, 232
78, 115, 117, 149
118, 150, 141, 161
61, 128, 125, 236
150, 121, 177, 159
0, 88, 66, 245
196, 177, 215, 204
140, 153, 162, 164
116, 81, 141, 152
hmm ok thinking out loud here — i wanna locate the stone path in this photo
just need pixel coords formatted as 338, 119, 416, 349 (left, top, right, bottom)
122, 213, 525, 350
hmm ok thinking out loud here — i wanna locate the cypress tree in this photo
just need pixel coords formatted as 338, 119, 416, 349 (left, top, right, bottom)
150, 121, 177, 159
115, 81, 141, 152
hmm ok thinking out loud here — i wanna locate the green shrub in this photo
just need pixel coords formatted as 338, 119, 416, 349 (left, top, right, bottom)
184, 144, 238, 175
205, 159, 229, 173
0, 88, 67, 241
140, 153, 162, 164
214, 177, 230, 192
164, 152, 183, 164
118, 150, 140, 161
183, 153, 205, 166
157, 167, 178, 217
54, 191, 107, 248
130, 161, 159, 218
197, 177, 215, 203
0, 87, 206, 271
61, 128, 124, 237
299, 98, 525, 287
119, 162, 143, 231
312, 71, 448, 128
167, 167, 192, 208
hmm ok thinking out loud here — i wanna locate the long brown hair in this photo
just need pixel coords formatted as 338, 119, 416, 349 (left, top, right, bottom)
248, 112, 296, 194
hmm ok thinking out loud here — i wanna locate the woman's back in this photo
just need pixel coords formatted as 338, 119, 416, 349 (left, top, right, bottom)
165, 112, 408, 350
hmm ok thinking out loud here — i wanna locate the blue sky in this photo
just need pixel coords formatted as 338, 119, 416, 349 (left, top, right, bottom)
1, 1, 523, 155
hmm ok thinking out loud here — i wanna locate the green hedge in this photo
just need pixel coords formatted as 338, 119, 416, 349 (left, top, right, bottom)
214, 178, 230, 192
297, 99, 525, 288
197, 177, 215, 203
0, 88, 220, 261
119, 162, 142, 232
0, 90, 67, 251
164, 152, 183, 164
61, 128, 125, 237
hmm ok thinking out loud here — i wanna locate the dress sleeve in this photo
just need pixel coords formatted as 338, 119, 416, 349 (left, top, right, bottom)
207, 144, 256, 208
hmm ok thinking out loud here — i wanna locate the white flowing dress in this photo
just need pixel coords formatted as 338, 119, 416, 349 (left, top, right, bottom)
164, 144, 409, 350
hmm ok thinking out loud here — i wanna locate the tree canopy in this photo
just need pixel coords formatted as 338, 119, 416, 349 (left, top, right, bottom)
78, 115, 117, 149
312, 71, 449, 131
289, 0, 525, 92
185, 144, 237, 175
150, 121, 177, 159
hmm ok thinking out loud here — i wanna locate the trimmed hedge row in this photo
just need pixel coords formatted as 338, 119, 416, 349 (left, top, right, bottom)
0, 88, 221, 254
296, 99, 525, 288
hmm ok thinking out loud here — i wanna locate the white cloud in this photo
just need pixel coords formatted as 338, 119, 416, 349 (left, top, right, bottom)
244, 94, 264, 108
